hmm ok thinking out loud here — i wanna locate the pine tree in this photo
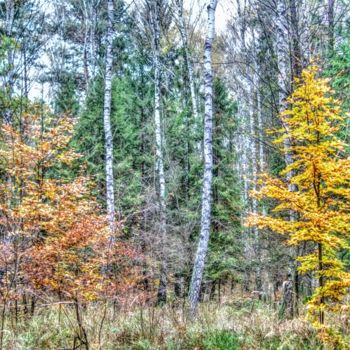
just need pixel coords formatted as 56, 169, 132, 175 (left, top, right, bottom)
206, 78, 241, 297
327, 31, 350, 113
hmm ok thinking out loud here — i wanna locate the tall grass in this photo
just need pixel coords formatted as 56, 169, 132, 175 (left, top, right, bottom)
0, 299, 328, 349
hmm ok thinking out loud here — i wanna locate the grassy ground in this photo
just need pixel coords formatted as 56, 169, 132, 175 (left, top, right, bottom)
0, 299, 331, 349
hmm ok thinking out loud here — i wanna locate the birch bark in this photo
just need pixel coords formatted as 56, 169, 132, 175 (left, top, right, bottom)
276, 0, 295, 192
188, 0, 217, 316
149, 0, 168, 304
251, 64, 262, 292
103, 0, 116, 236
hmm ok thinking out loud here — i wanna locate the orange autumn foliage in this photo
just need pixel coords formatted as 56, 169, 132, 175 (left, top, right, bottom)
0, 105, 141, 304
246, 65, 350, 334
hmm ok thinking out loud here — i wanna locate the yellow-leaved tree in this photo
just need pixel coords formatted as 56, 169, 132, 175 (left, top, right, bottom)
247, 65, 350, 336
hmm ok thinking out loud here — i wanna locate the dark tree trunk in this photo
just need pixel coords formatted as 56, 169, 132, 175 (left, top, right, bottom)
281, 275, 294, 319
318, 243, 325, 324
328, 0, 335, 52
289, 0, 302, 80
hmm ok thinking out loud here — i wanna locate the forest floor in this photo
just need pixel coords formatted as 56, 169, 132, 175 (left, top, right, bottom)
1, 297, 332, 349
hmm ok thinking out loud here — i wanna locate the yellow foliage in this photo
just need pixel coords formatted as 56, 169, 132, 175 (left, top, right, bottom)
246, 64, 350, 330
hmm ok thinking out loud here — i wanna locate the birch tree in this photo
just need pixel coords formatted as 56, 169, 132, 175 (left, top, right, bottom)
148, 0, 168, 304
251, 66, 262, 292
103, 0, 116, 235
188, 0, 217, 316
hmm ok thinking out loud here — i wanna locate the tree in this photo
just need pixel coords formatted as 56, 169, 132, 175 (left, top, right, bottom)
174, 0, 199, 123
327, 0, 335, 52
146, 0, 169, 304
0, 105, 104, 289
188, 0, 218, 317
247, 65, 350, 337
103, 0, 116, 235
0, 104, 141, 348
0, 0, 47, 123
205, 78, 241, 298
327, 31, 350, 112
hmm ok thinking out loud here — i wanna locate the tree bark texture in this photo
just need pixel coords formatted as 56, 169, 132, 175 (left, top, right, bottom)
149, 0, 168, 305
281, 276, 294, 319
289, 0, 302, 79
188, 0, 218, 317
103, 0, 116, 236
251, 72, 262, 292
276, 0, 295, 192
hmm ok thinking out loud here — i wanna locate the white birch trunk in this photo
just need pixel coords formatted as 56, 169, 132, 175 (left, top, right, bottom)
257, 80, 266, 220
257, 97, 265, 174
276, 0, 295, 193
103, 0, 116, 236
82, 0, 90, 91
251, 67, 262, 292
188, 0, 217, 316
150, 0, 168, 304
276, 0, 288, 114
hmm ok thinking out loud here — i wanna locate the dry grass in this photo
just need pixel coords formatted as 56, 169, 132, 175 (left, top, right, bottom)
0, 298, 341, 349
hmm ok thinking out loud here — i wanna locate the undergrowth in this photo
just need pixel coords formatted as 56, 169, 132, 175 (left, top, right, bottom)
0, 299, 332, 349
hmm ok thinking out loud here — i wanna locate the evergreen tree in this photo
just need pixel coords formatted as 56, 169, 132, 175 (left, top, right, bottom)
205, 78, 242, 295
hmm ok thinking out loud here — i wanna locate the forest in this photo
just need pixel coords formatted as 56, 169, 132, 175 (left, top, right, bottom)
0, 0, 350, 349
